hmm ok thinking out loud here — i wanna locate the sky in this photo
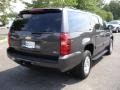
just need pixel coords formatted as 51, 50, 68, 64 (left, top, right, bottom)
12, 0, 32, 13
7, 0, 32, 26
104, 0, 112, 3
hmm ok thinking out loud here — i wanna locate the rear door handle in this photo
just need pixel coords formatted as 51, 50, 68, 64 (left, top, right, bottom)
96, 35, 99, 37
105, 32, 110, 36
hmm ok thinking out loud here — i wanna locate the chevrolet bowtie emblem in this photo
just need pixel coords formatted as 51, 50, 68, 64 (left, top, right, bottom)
25, 36, 32, 40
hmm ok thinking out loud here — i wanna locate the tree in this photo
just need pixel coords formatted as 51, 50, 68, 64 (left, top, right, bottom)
75, 0, 113, 21
95, 9, 113, 21
24, 0, 113, 21
23, 0, 77, 9
103, 1, 120, 20
76, 0, 97, 11
24, 0, 97, 10
0, 0, 16, 25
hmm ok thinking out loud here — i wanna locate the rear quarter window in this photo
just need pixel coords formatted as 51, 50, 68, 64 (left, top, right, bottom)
68, 11, 91, 32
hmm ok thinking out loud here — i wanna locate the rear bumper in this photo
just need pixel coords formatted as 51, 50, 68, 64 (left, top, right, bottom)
7, 48, 82, 72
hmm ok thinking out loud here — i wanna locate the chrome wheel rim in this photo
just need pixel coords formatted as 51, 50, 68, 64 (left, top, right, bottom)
84, 56, 90, 74
110, 41, 113, 53
116, 28, 119, 33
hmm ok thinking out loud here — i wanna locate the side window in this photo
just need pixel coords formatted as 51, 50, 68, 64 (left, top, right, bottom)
102, 21, 107, 29
68, 11, 91, 32
98, 16, 106, 30
91, 16, 100, 30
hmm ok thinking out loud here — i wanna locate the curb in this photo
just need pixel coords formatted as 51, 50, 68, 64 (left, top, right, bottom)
0, 38, 7, 43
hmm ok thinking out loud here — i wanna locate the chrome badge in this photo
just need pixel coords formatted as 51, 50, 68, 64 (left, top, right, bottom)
25, 36, 32, 40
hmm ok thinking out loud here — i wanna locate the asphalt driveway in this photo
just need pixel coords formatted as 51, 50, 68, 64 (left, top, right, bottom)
0, 33, 120, 90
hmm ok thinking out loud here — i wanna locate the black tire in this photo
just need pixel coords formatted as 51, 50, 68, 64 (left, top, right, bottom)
106, 39, 113, 55
119, 28, 120, 32
71, 50, 91, 79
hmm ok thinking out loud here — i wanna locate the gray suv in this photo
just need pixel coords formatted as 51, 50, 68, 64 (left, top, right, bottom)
7, 8, 113, 79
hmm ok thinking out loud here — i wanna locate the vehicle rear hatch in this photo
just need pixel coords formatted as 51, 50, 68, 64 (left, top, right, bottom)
9, 9, 62, 57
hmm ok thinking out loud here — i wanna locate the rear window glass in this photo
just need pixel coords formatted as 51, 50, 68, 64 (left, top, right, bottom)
11, 12, 62, 33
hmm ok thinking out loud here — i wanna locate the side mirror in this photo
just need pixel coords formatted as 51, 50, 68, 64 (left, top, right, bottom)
95, 24, 100, 29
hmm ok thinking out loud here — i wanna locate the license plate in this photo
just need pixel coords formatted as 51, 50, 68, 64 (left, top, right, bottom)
22, 41, 35, 48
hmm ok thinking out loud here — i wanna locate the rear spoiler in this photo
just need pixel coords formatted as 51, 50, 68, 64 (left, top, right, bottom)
20, 8, 62, 14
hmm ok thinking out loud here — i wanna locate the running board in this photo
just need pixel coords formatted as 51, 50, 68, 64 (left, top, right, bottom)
92, 50, 108, 60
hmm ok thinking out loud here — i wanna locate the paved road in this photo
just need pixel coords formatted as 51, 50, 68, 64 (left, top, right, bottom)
0, 28, 8, 35
0, 34, 120, 90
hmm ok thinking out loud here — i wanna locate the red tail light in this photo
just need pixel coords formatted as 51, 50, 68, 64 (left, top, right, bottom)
60, 32, 71, 56
8, 32, 10, 47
